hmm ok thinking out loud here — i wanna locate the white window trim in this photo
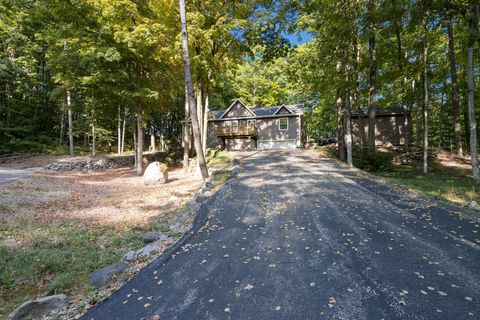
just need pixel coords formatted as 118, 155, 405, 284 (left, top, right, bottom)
279, 118, 288, 131
224, 120, 238, 127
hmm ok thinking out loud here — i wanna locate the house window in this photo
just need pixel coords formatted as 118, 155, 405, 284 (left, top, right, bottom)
224, 120, 238, 132
247, 119, 256, 127
279, 118, 288, 131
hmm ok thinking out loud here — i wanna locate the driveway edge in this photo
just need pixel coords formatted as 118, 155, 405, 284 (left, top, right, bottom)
78, 159, 242, 318
323, 154, 480, 219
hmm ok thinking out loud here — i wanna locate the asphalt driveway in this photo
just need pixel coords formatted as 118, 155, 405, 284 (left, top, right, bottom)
82, 150, 480, 320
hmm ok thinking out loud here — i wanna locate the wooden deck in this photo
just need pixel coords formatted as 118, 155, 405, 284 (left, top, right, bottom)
215, 125, 258, 138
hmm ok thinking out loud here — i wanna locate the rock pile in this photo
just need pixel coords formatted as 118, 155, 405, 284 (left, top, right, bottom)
45, 151, 177, 172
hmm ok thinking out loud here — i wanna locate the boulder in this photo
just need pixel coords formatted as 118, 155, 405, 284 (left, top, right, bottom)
90, 262, 127, 289
143, 161, 168, 185
468, 201, 478, 210
143, 231, 170, 244
195, 195, 208, 203
122, 250, 139, 262
7, 294, 69, 320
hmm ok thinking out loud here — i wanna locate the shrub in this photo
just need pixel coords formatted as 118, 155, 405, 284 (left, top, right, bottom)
353, 147, 392, 172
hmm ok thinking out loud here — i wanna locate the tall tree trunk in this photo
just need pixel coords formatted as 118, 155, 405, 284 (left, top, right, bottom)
337, 56, 346, 162
136, 63, 144, 176
413, 79, 420, 148
438, 80, 446, 149
183, 87, 190, 168
179, 0, 209, 179
202, 93, 209, 156
133, 120, 138, 169
345, 49, 353, 167
368, 0, 377, 154
67, 90, 74, 156
467, 11, 479, 182
353, 37, 366, 146
136, 105, 143, 175
447, 18, 463, 157
392, 4, 410, 152
150, 121, 156, 152
474, 5, 480, 61
121, 107, 126, 154
59, 109, 65, 144
196, 81, 203, 147
337, 86, 346, 162
117, 105, 122, 154
92, 122, 96, 158
422, 7, 429, 175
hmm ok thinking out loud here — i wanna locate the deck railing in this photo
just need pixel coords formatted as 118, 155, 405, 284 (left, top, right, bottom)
215, 125, 258, 138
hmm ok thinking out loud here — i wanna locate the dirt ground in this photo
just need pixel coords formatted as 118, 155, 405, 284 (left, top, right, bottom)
0, 163, 204, 231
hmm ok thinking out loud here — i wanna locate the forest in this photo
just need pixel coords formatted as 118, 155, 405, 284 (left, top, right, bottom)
1, 0, 480, 181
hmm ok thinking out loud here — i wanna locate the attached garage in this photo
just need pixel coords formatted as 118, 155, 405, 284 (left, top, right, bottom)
257, 139, 297, 150
225, 138, 256, 150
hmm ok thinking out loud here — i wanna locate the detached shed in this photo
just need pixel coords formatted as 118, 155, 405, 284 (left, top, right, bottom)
351, 107, 411, 146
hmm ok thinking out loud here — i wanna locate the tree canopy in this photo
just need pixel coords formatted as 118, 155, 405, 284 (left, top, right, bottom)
0, 0, 479, 179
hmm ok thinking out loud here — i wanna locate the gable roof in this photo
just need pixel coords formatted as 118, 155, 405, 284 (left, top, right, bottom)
219, 99, 255, 119
210, 102, 308, 120
273, 105, 294, 115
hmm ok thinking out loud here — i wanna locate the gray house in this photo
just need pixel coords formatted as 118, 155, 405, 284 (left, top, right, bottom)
206, 99, 307, 150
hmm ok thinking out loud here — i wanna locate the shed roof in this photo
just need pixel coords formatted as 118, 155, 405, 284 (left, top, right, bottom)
351, 106, 409, 117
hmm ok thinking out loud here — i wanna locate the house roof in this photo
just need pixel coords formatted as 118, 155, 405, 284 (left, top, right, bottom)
351, 106, 409, 117
210, 101, 309, 120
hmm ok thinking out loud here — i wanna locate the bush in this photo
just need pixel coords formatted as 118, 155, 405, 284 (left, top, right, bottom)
0, 135, 68, 155
353, 147, 392, 172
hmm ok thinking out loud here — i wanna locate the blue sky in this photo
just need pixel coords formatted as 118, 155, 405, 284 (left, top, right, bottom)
283, 31, 313, 46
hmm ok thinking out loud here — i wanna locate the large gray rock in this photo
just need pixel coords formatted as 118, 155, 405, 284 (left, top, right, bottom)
90, 262, 127, 289
122, 250, 140, 262
143, 161, 168, 185
122, 239, 167, 262
143, 231, 170, 244
6, 294, 69, 320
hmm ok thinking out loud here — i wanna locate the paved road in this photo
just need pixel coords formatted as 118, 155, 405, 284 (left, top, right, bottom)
82, 150, 480, 320
0, 167, 40, 184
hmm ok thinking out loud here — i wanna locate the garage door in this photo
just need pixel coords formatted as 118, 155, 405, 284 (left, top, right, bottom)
257, 139, 297, 150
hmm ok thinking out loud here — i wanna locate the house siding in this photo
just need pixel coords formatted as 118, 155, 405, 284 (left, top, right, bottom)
207, 122, 223, 149
352, 114, 410, 145
256, 117, 300, 149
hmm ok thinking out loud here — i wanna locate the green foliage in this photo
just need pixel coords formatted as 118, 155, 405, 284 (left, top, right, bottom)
352, 147, 393, 172
211, 169, 231, 186
159, 163, 168, 173
206, 149, 231, 166
0, 223, 145, 318
376, 163, 480, 206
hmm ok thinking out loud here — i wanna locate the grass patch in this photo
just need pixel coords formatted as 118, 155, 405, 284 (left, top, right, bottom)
206, 149, 231, 166
211, 170, 231, 187
0, 222, 146, 318
375, 164, 479, 206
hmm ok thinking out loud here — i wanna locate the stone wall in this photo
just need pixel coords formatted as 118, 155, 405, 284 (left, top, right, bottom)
45, 151, 181, 172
